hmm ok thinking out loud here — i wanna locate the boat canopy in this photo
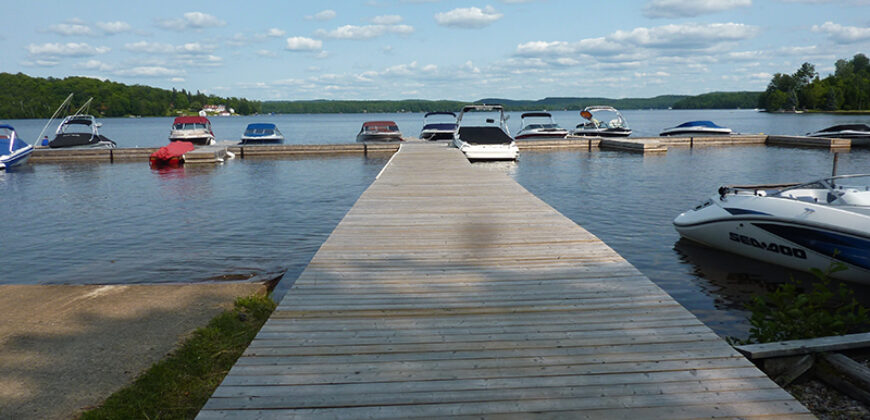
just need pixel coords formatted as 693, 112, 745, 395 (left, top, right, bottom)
173, 116, 211, 125
63, 116, 95, 126
457, 127, 513, 145
521, 112, 552, 118
424, 112, 456, 118
461, 104, 504, 113
245, 123, 277, 130
675, 121, 725, 128
361, 121, 399, 132
818, 124, 870, 132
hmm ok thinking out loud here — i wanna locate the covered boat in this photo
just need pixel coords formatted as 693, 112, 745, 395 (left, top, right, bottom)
47, 115, 116, 149
807, 124, 870, 146
149, 141, 195, 167
170, 116, 215, 146
673, 174, 870, 284
453, 104, 518, 161
0, 124, 33, 170
515, 112, 569, 140
571, 106, 632, 137
356, 121, 403, 142
240, 123, 284, 144
419, 112, 457, 141
660, 120, 732, 136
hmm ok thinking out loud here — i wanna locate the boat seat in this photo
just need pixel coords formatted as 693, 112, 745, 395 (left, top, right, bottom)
833, 190, 870, 206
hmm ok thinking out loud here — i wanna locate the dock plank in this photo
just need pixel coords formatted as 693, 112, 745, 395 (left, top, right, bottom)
198, 142, 810, 418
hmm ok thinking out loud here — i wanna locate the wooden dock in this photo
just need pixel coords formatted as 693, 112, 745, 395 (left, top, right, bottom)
199, 142, 810, 418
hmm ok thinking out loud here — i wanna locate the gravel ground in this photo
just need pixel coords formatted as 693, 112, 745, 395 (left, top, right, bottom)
789, 379, 870, 420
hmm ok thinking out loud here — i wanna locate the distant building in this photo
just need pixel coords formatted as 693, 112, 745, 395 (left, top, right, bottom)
201, 104, 236, 116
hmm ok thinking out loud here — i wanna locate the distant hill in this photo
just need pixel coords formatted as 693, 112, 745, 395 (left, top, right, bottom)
670, 91, 762, 110
475, 96, 689, 110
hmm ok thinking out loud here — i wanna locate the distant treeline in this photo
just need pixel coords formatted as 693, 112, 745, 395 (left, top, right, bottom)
261, 95, 693, 114
759, 53, 870, 111
670, 91, 761, 109
0, 72, 261, 119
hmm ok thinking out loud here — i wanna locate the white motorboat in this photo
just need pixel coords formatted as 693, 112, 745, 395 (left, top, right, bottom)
807, 124, 870, 146
660, 120, 732, 136
453, 104, 518, 161
674, 174, 870, 284
571, 106, 631, 137
170, 116, 216, 145
514, 112, 569, 140
240, 123, 284, 144
419, 112, 457, 141
45, 114, 116, 149
0, 124, 33, 170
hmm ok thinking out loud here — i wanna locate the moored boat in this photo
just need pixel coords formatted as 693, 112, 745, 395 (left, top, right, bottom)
170, 116, 216, 146
149, 141, 195, 167
47, 114, 116, 149
240, 123, 284, 144
0, 124, 33, 170
673, 174, 870, 284
660, 120, 732, 136
514, 112, 569, 140
356, 121, 403, 142
571, 106, 631, 137
807, 124, 870, 146
453, 104, 518, 161
419, 112, 457, 141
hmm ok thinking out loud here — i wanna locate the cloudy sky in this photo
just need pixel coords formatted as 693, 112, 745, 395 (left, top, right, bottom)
3, 0, 870, 101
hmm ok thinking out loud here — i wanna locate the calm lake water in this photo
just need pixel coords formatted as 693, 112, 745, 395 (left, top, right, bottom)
3, 110, 870, 339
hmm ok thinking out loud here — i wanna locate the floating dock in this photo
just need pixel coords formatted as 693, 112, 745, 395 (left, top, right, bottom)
198, 142, 810, 419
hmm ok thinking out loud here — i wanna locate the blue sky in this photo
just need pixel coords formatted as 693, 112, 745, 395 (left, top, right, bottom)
2, 0, 869, 101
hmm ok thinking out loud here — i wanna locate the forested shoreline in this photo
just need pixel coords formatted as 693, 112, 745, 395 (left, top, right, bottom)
759, 54, 870, 112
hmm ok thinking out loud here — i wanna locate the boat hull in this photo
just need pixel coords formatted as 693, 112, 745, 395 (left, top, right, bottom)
571, 128, 632, 137
515, 130, 568, 140
170, 130, 215, 146
240, 135, 284, 145
674, 195, 870, 284
660, 128, 732, 136
356, 133, 403, 142
1, 146, 33, 169
420, 130, 455, 141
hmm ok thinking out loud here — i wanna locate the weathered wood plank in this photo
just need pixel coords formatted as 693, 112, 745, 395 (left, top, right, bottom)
735, 332, 870, 359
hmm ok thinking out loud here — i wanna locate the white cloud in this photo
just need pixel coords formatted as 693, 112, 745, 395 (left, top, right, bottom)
74, 59, 113, 71
158, 12, 225, 30
97, 21, 132, 34
316, 24, 413, 40
170, 77, 186, 82
644, 0, 752, 18
286, 36, 323, 51
372, 15, 403, 25
267, 28, 286, 37
610, 23, 758, 49
307, 9, 337, 21
124, 41, 215, 55
27, 42, 110, 57
812, 21, 870, 43
21, 59, 60, 67
115, 66, 180, 77
434, 6, 503, 28
48, 23, 93, 36
256, 49, 277, 57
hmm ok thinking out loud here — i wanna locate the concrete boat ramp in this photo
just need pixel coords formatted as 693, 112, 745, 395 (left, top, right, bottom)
199, 142, 811, 419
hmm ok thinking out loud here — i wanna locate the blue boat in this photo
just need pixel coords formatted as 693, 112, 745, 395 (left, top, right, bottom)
419, 112, 457, 141
660, 120, 732, 136
0, 124, 34, 170
240, 123, 284, 144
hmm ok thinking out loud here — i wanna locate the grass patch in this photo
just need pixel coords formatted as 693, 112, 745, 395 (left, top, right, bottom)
79, 293, 276, 420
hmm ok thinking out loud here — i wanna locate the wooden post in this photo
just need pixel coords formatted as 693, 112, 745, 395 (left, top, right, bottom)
832, 152, 839, 176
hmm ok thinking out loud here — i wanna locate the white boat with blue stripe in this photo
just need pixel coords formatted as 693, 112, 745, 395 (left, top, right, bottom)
0, 124, 34, 170
674, 174, 870, 284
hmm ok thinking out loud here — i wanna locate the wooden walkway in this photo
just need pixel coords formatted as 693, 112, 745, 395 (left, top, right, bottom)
199, 142, 811, 419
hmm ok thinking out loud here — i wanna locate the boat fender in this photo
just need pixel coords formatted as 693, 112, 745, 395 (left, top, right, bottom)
225, 150, 236, 160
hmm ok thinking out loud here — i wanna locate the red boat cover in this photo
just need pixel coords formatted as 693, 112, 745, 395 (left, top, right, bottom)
362, 121, 397, 127
173, 116, 211, 124
150, 141, 195, 161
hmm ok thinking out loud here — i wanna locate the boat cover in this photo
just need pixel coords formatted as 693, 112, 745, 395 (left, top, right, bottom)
424, 112, 456, 117
422, 123, 457, 131
675, 121, 725, 128
817, 124, 870, 132
151, 141, 195, 161
457, 127, 514, 144
521, 112, 552, 118
246, 123, 277, 130
173, 116, 211, 125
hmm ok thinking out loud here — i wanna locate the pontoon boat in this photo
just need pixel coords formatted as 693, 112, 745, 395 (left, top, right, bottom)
453, 104, 518, 161
660, 121, 732, 136
240, 123, 284, 144
571, 106, 632, 137
419, 112, 457, 141
356, 121, 403, 142
170, 116, 216, 146
515, 112, 569, 140
0, 124, 33, 170
674, 174, 870, 284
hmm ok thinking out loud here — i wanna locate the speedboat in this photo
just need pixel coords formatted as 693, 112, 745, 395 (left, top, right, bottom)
419, 112, 457, 141
673, 174, 870, 284
170, 116, 216, 145
514, 112, 569, 140
807, 124, 870, 146
0, 124, 33, 170
46, 115, 116, 149
571, 106, 631, 137
453, 104, 518, 161
660, 121, 732, 136
356, 121, 403, 142
240, 123, 284, 144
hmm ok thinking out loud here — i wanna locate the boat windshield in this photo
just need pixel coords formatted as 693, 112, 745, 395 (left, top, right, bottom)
771, 174, 870, 206
174, 123, 208, 130
245, 128, 275, 136
364, 125, 399, 133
